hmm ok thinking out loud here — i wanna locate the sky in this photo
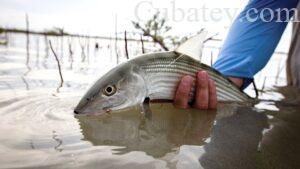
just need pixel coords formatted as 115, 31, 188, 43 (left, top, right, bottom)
0, 0, 292, 52
0, 0, 247, 36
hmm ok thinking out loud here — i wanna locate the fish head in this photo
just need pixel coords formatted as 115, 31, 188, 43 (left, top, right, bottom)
74, 63, 147, 115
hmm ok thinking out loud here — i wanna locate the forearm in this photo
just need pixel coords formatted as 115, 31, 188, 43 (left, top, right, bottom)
213, 0, 299, 88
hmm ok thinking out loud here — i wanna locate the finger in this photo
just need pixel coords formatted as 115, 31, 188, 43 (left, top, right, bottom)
208, 79, 217, 109
174, 75, 195, 109
193, 71, 209, 109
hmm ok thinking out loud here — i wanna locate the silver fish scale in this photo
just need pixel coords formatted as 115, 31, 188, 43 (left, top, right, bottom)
136, 54, 250, 102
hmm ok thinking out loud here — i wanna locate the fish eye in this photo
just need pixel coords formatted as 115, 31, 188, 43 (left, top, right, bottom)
103, 85, 117, 96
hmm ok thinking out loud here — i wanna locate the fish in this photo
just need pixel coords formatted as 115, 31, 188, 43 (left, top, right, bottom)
74, 33, 252, 115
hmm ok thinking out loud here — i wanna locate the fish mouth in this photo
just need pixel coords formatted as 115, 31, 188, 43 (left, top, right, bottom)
74, 104, 113, 115
74, 97, 113, 115
74, 98, 126, 115
74, 108, 111, 116
74, 100, 89, 114
74, 110, 80, 114
73, 107, 87, 115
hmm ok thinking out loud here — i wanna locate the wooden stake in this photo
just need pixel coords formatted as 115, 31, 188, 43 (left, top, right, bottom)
261, 76, 267, 92
68, 38, 74, 69
210, 51, 213, 66
36, 37, 39, 67
49, 40, 64, 92
124, 31, 129, 59
115, 15, 119, 64
87, 37, 90, 63
140, 34, 145, 54
275, 58, 283, 85
25, 14, 30, 65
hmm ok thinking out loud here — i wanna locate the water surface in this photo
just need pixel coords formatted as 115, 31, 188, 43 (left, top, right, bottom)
0, 33, 299, 169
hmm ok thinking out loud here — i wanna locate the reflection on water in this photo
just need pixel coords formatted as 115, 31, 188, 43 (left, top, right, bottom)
0, 33, 299, 169
76, 104, 216, 158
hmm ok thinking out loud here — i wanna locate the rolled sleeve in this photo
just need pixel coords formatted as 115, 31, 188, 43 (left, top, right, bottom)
213, 0, 299, 82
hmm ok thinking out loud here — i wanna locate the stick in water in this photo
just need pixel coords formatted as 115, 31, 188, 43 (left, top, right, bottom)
49, 40, 64, 92
124, 31, 129, 59
140, 34, 145, 54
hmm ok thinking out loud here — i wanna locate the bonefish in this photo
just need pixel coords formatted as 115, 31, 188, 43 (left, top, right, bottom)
74, 33, 252, 115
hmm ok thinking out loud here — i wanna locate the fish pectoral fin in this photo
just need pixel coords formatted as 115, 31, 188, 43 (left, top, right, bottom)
175, 30, 208, 61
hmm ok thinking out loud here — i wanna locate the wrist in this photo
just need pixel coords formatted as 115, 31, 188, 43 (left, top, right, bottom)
228, 77, 244, 88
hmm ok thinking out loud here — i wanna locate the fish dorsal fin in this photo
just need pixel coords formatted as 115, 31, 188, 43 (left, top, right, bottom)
175, 31, 208, 61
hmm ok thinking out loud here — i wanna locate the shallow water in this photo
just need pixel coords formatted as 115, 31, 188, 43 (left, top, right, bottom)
0, 33, 300, 169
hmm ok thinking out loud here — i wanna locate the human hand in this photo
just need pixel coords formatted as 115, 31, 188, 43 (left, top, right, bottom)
173, 71, 217, 110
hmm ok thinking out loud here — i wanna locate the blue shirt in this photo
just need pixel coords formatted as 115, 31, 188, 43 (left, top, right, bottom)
213, 0, 299, 88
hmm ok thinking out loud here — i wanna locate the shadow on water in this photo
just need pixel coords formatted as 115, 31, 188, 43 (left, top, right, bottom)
200, 106, 269, 169
257, 86, 300, 169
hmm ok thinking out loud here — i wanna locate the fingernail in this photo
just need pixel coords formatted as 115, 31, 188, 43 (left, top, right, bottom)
181, 76, 190, 86
184, 75, 194, 82
198, 71, 208, 80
